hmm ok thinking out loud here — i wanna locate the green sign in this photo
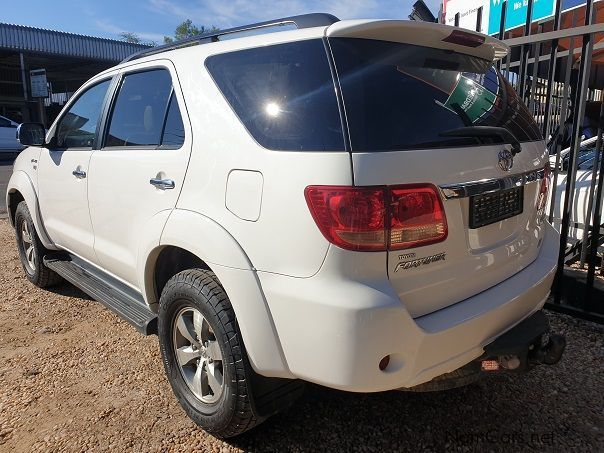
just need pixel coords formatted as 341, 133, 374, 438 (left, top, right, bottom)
444, 75, 497, 123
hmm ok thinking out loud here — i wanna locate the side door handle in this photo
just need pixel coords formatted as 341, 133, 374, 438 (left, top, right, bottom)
72, 169, 86, 179
149, 178, 175, 190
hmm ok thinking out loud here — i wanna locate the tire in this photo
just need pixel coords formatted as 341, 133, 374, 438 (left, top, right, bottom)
14, 201, 63, 288
158, 269, 264, 438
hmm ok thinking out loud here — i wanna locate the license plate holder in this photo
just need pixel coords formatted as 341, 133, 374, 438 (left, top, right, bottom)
469, 186, 524, 229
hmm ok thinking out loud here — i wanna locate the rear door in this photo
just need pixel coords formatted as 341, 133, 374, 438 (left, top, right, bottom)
328, 37, 547, 318
87, 61, 191, 288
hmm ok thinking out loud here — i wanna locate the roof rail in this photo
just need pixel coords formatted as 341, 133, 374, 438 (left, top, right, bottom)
122, 13, 340, 63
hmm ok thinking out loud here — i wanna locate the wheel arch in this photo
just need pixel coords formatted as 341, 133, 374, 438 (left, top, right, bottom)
139, 209, 293, 378
6, 171, 57, 250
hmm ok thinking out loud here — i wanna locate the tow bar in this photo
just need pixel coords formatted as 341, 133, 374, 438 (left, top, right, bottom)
479, 310, 566, 372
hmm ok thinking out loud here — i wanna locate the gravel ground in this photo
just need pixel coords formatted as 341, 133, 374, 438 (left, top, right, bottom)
0, 218, 603, 452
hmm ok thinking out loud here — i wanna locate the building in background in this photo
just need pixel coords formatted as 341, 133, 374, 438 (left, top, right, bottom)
409, 0, 438, 21
442, 0, 602, 35
0, 23, 148, 127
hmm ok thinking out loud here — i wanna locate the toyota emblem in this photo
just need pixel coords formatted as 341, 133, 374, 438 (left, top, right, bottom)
498, 149, 514, 172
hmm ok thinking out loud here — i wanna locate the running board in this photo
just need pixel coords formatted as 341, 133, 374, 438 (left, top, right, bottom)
43, 255, 157, 335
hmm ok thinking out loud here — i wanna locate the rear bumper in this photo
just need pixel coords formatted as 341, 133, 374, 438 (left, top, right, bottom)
258, 222, 559, 392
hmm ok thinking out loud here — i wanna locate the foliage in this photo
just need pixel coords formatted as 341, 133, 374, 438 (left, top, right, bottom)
164, 20, 219, 44
119, 32, 156, 47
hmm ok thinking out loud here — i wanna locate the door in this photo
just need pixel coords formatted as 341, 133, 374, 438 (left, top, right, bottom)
38, 79, 112, 262
87, 64, 191, 288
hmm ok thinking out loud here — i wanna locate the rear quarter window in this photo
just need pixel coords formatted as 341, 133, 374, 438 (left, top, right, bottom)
205, 39, 345, 151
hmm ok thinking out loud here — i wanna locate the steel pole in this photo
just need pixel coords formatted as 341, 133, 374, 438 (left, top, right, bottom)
542, 0, 564, 138
549, 28, 577, 225
518, 0, 534, 102
497, 1, 508, 71
553, 0, 595, 304
579, 98, 604, 267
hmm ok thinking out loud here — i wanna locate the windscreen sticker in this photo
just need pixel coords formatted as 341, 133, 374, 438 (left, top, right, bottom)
444, 74, 498, 124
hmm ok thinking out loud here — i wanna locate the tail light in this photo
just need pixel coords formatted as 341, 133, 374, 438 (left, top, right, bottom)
389, 185, 448, 249
536, 164, 551, 221
304, 184, 448, 251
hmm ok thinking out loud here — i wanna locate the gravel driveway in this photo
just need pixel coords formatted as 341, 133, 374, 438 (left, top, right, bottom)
0, 218, 602, 452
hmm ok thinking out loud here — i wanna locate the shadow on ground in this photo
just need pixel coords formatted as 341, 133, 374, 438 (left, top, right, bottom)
46, 281, 94, 300
226, 314, 603, 452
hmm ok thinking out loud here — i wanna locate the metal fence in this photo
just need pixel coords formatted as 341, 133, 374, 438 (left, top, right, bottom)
499, 0, 604, 323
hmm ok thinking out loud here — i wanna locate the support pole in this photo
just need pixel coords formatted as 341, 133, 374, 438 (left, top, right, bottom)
579, 98, 604, 267
497, 1, 508, 71
518, 0, 534, 102
19, 52, 30, 122
553, 0, 595, 304
542, 0, 564, 139
549, 21, 577, 225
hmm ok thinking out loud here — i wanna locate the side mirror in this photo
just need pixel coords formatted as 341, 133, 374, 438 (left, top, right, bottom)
17, 123, 46, 146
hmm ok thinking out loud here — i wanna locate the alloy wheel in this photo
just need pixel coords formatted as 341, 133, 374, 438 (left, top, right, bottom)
172, 306, 224, 404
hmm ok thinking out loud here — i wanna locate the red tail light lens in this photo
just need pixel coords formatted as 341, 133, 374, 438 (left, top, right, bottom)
389, 185, 448, 249
304, 186, 387, 251
305, 184, 448, 251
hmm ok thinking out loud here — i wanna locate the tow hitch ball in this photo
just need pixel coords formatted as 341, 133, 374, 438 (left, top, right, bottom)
482, 333, 566, 372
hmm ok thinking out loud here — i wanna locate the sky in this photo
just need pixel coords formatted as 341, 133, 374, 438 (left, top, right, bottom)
1, 0, 441, 44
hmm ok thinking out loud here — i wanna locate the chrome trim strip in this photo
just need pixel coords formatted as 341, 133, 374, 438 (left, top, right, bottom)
439, 169, 545, 199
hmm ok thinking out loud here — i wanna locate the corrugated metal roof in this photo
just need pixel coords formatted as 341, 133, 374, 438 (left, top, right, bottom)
0, 23, 150, 62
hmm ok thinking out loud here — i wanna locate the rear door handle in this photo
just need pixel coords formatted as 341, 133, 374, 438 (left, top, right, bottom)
72, 169, 86, 179
150, 178, 175, 190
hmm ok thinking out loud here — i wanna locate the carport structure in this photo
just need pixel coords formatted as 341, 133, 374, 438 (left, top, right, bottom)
0, 23, 148, 126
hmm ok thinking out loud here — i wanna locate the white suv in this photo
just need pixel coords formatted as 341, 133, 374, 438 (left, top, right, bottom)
6, 15, 565, 438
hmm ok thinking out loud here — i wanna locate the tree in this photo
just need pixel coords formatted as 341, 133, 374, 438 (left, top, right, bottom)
119, 32, 156, 47
119, 32, 143, 44
164, 20, 219, 44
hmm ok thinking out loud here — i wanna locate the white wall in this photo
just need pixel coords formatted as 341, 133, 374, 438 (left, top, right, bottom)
443, 0, 491, 34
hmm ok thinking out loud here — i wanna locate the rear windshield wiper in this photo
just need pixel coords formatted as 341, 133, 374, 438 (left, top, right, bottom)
439, 126, 522, 155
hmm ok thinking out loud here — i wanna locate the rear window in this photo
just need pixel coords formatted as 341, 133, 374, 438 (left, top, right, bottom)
205, 39, 345, 151
329, 38, 542, 152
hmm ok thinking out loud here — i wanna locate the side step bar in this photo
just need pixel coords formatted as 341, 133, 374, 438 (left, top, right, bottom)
44, 255, 157, 335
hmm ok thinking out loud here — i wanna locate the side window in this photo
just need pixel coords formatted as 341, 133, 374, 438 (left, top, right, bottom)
205, 39, 345, 151
160, 93, 185, 148
56, 79, 111, 148
105, 69, 183, 148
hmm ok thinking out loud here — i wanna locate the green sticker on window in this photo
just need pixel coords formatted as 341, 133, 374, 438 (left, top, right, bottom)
444, 75, 497, 124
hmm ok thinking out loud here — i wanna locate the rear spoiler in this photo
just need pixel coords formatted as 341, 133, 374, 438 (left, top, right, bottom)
326, 20, 508, 63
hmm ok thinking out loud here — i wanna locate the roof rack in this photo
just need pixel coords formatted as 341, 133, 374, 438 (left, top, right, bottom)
122, 13, 340, 63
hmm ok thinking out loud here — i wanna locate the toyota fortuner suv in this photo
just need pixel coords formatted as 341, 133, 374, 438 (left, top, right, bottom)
6, 14, 565, 438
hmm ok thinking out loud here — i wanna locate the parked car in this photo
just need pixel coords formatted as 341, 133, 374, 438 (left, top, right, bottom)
547, 100, 602, 155
0, 115, 24, 153
549, 135, 601, 172
549, 136, 603, 243
6, 15, 565, 438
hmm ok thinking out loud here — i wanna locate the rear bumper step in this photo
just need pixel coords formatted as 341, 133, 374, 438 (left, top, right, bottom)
44, 254, 157, 335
